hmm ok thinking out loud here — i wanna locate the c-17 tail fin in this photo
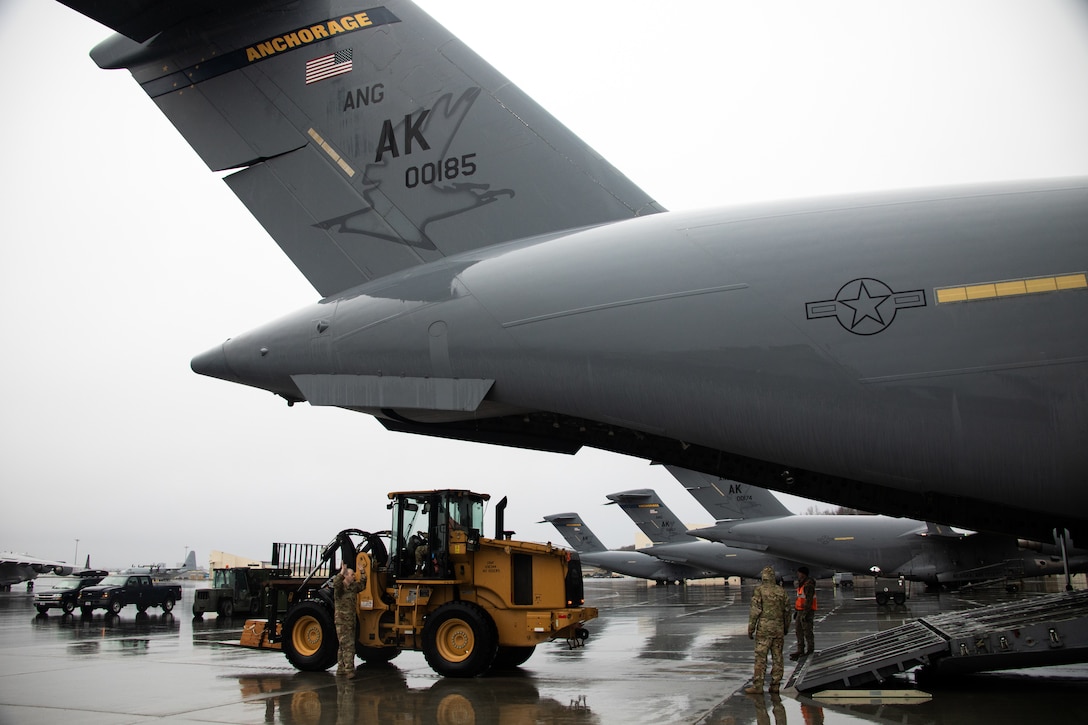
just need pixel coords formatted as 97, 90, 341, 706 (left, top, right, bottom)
62, 0, 663, 297
665, 466, 793, 521
540, 513, 610, 553
606, 489, 694, 544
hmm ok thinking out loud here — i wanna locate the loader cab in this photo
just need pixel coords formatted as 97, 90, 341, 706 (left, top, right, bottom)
389, 490, 489, 579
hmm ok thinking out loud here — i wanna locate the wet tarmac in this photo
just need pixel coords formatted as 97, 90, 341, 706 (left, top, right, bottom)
1, 578, 1085, 724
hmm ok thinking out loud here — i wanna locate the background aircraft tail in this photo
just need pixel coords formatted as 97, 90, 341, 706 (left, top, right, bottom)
180, 550, 197, 571
540, 513, 609, 553
606, 489, 693, 544
63, 0, 662, 297
666, 465, 793, 521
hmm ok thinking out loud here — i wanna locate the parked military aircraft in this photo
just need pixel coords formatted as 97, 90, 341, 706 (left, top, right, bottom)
671, 467, 1088, 589
539, 513, 716, 585
604, 489, 829, 582
60, 0, 1088, 543
120, 551, 200, 579
1, 553, 78, 591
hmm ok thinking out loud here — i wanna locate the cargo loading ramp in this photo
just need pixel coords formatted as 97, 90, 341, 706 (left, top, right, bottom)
791, 589, 1088, 692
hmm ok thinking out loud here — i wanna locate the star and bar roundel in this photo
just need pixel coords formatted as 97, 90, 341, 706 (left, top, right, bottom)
806, 278, 926, 335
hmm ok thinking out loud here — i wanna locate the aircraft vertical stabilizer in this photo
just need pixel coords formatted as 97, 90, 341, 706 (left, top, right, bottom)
540, 513, 610, 553
667, 466, 793, 521
606, 489, 695, 544
63, 0, 663, 297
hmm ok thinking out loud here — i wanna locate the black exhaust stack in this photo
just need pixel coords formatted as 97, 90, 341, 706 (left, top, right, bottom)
495, 496, 512, 540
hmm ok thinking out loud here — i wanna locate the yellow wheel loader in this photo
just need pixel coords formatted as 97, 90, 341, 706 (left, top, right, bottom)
241, 490, 596, 677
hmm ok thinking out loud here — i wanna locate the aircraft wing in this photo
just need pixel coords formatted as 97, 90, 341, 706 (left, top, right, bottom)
0, 553, 75, 586
0, 553, 75, 573
61, 0, 664, 297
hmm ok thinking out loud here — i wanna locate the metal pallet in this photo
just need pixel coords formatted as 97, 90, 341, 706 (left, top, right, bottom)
791, 589, 1088, 691
270, 542, 330, 579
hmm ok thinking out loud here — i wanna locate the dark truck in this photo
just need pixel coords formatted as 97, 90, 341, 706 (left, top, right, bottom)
79, 574, 182, 616
34, 571, 109, 614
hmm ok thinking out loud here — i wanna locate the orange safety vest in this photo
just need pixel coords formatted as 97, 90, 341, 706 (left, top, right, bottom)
795, 582, 817, 611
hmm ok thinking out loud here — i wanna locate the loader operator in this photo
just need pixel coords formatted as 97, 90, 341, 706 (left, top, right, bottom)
409, 531, 429, 574
333, 563, 367, 677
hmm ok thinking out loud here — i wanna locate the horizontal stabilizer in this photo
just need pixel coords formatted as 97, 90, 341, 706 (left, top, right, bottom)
58, 0, 237, 43
292, 374, 493, 411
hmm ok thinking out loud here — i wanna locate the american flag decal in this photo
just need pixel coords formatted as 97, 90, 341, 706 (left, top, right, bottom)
305, 48, 353, 84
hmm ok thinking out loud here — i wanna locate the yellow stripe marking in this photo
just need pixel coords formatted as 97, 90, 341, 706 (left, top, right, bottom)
308, 128, 355, 177
1057, 274, 1087, 290
936, 273, 1086, 304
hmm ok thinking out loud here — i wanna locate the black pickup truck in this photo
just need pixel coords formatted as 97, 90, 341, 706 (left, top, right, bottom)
79, 574, 182, 616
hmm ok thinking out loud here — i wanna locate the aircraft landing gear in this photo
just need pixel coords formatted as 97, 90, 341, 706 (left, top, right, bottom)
1054, 527, 1073, 592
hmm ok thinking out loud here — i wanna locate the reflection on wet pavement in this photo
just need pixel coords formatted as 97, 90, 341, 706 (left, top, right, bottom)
0, 577, 1084, 724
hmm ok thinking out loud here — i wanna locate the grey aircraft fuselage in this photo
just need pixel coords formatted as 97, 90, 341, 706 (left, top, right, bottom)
695, 515, 1088, 587
539, 513, 716, 584
194, 180, 1088, 542
63, 0, 1087, 544
603, 488, 833, 582
574, 549, 716, 586
632, 538, 823, 584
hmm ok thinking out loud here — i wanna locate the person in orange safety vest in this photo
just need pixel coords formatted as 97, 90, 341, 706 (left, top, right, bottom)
790, 566, 817, 660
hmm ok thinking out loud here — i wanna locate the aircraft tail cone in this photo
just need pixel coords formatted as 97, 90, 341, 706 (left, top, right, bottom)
191, 342, 235, 382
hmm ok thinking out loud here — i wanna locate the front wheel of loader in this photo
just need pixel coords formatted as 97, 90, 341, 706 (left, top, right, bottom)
283, 601, 338, 671
422, 601, 497, 677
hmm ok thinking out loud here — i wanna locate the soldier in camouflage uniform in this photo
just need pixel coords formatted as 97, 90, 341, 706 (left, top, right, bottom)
745, 566, 791, 694
333, 563, 367, 677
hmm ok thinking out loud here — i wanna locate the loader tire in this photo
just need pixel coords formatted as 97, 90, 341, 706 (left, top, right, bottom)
422, 601, 497, 677
356, 644, 401, 663
283, 600, 338, 671
491, 645, 536, 670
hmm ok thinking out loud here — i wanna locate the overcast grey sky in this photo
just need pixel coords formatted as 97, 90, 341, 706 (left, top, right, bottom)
3, 1, 1087, 570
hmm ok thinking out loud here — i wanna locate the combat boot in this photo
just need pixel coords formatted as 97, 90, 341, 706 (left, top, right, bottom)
768, 684, 780, 694
743, 684, 763, 695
